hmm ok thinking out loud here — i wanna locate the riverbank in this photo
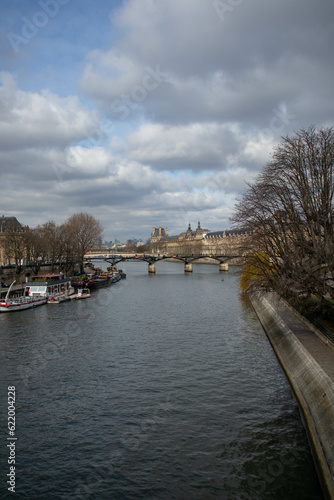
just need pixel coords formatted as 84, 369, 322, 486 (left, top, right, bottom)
249, 291, 334, 499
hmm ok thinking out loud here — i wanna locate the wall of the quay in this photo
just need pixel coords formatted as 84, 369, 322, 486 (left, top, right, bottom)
250, 293, 334, 499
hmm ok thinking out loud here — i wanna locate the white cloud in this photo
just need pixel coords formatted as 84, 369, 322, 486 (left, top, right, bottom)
0, 72, 95, 150
1, 0, 334, 240
111, 122, 247, 171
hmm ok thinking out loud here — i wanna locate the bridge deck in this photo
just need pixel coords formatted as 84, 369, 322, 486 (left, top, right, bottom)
85, 253, 238, 263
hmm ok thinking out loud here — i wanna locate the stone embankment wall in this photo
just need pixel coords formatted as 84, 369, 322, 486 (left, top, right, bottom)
249, 293, 334, 499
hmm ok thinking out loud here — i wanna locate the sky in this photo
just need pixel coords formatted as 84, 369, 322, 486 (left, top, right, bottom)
0, 0, 333, 242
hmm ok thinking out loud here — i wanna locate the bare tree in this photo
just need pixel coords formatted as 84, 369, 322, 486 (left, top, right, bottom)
38, 221, 63, 271
4, 223, 27, 275
63, 213, 103, 273
57, 222, 75, 275
137, 242, 150, 253
25, 227, 48, 275
233, 126, 334, 314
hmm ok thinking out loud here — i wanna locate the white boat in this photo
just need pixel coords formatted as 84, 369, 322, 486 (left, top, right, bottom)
26, 274, 75, 302
47, 296, 72, 304
75, 287, 91, 300
0, 274, 75, 312
0, 281, 47, 313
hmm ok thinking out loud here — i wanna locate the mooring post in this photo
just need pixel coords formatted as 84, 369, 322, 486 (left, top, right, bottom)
219, 262, 229, 272
148, 263, 156, 274
184, 263, 193, 273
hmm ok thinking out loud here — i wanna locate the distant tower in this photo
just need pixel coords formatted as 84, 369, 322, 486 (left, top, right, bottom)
198, 221, 201, 230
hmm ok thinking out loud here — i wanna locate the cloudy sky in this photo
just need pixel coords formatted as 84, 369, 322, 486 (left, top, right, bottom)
1, 0, 333, 242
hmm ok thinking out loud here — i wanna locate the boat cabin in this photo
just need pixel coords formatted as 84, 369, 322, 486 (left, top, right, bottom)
25, 274, 73, 298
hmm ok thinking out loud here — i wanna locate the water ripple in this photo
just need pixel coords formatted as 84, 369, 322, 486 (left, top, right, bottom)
0, 264, 324, 499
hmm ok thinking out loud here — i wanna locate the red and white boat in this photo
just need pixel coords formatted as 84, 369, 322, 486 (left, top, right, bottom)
0, 281, 47, 313
0, 275, 75, 312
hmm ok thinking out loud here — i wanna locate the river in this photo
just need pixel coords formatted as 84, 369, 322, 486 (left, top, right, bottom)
0, 262, 324, 499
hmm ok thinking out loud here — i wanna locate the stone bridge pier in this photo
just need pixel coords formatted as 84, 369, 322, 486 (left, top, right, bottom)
148, 263, 156, 273
184, 262, 193, 273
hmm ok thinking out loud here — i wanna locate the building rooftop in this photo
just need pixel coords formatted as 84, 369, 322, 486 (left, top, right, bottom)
0, 216, 23, 233
204, 228, 252, 239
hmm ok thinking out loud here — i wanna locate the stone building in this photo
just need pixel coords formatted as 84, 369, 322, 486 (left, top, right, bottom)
150, 226, 177, 254
0, 215, 24, 266
202, 228, 252, 256
150, 222, 251, 256
151, 226, 167, 241
179, 222, 210, 241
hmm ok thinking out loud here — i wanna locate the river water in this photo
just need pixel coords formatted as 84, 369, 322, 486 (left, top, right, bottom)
0, 262, 324, 499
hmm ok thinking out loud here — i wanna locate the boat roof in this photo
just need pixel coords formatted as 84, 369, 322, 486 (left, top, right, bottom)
30, 274, 62, 279
26, 275, 71, 285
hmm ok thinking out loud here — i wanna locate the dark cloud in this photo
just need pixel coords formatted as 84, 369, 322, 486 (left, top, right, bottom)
81, 0, 334, 128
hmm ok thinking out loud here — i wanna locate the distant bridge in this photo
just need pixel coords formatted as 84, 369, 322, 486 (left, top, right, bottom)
84, 252, 238, 273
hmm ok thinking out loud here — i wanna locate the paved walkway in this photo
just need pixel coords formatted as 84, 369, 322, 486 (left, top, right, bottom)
264, 293, 334, 382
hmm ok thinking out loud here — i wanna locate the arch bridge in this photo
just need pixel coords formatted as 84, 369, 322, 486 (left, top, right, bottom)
85, 252, 236, 273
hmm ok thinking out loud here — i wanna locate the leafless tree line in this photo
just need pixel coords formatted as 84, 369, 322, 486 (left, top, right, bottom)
232, 126, 334, 314
3, 213, 103, 276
